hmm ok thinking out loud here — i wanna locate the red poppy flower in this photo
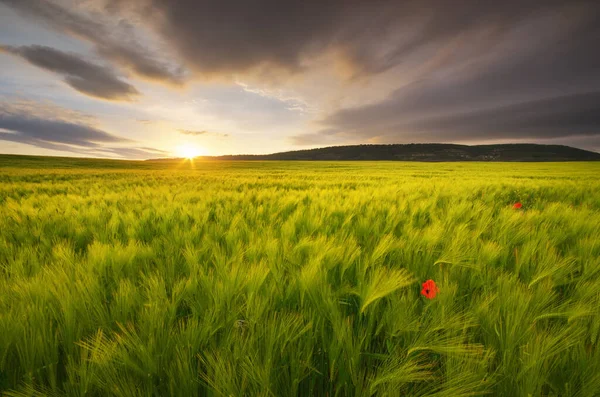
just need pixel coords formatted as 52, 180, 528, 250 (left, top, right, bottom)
513, 202, 523, 209
421, 279, 439, 299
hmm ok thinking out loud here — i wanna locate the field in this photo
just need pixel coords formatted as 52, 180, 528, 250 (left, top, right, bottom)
1, 156, 600, 396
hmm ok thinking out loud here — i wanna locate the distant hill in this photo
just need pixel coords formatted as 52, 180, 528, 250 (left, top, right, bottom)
206, 144, 600, 162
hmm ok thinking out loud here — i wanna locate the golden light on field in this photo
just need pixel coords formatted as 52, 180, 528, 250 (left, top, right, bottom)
176, 145, 206, 159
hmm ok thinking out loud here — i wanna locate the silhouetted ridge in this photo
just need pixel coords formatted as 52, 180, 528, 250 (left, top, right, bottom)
207, 144, 600, 162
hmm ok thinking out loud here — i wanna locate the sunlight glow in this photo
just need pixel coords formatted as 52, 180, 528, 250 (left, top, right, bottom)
176, 145, 206, 159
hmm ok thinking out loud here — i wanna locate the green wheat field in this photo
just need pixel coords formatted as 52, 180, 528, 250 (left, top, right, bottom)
1, 155, 599, 396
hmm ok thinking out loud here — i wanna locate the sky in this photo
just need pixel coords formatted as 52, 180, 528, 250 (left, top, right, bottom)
0, 0, 599, 159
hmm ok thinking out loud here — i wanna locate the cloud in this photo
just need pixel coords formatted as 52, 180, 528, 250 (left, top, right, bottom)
5, 1, 597, 82
1, 0, 185, 84
0, 103, 130, 146
178, 129, 208, 136
1, 45, 139, 100
289, 1, 600, 147
2, 0, 600, 151
98, 0, 593, 78
400, 92, 600, 141
307, 92, 600, 144
2, 0, 565, 79
236, 81, 316, 114
0, 100, 168, 158
291, 128, 350, 147
93, 146, 170, 158
178, 129, 228, 138
117, 0, 600, 150
538, 135, 600, 154
294, 92, 600, 147
134, 0, 341, 76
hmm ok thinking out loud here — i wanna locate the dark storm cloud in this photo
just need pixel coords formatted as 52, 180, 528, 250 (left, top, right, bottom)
295, 91, 600, 146
401, 93, 600, 141
2, 0, 563, 76
293, 1, 600, 146
4, 0, 597, 79
1, 45, 139, 100
311, 92, 600, 144
0, 103, 168, 158
0, 0, 185, 84
117, 0, 594, 76
136, 0, 342, 75
545, 135, 600, 154
114, 0, 599, 147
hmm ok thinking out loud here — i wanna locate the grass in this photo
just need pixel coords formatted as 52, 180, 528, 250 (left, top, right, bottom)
0, 156, 599, 396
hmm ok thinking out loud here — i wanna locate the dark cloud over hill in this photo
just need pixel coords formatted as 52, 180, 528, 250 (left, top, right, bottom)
1, 0, 599, 151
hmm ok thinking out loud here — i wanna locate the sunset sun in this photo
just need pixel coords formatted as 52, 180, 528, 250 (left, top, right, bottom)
177, 145, 206, 159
